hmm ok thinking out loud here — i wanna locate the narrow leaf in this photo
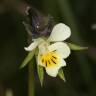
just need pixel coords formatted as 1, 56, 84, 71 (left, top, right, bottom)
37, 65, 44, 86
67, 43, 88, 50
58, 69, 66, 81
20, 50, 35, 68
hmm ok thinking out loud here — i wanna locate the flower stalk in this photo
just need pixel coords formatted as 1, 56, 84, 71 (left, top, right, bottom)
28, 61, 35, 96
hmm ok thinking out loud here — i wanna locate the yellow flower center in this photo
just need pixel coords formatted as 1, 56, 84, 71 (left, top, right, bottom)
40, 51, 58, 68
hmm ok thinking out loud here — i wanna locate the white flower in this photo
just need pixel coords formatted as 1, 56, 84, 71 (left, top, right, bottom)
25, 23, 71, 77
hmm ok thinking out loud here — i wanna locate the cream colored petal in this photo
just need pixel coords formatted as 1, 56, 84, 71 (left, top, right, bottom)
58, 58, 66, 67
48, 42, 70, 59
33, 38, 45, 43
46, 59, 66, 77
36, 55, 39, 65
38, 42, 49, 54
37, 53, 45, 67
24, 41, 38, 51
24, 38, 45, 51
47, 23, 71, 42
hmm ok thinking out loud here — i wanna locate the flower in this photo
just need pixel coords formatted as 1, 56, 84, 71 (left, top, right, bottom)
25, 23, 71, 77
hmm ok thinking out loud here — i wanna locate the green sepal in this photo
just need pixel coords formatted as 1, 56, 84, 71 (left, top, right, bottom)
58, 69, 66, 81
35, 48, 39, 57
67, 43, 88, 50
20, 49, 35, 69
37, 65, 44, 86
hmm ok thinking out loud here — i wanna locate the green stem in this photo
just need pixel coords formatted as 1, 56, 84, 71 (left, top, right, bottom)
28, 61, 35, 96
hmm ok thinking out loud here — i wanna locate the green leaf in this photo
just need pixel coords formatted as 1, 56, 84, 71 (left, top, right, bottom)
67, 43, 88, 50
37, 65, 44, 86
58, 69, 66, 81
20, 50, 35, 69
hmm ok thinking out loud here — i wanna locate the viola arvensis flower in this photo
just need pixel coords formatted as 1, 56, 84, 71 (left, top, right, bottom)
25, 23, 71, 77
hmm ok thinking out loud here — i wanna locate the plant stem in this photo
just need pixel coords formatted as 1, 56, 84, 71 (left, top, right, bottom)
28, 61, 35, 96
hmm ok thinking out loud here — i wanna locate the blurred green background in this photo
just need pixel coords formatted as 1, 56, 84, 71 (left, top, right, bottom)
0, 0, 96, 96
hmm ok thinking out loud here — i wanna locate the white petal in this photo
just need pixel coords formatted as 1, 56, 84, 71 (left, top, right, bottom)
33, 38, 45, 43
46, 59, 66, 77
37, 53, 45, 67
38, 42, 49, 54
48, 23, 71, 42
59, 58, 66, 67
24, 38, 45, 51
24, 41, 38, 51
48, 42, 70, 58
